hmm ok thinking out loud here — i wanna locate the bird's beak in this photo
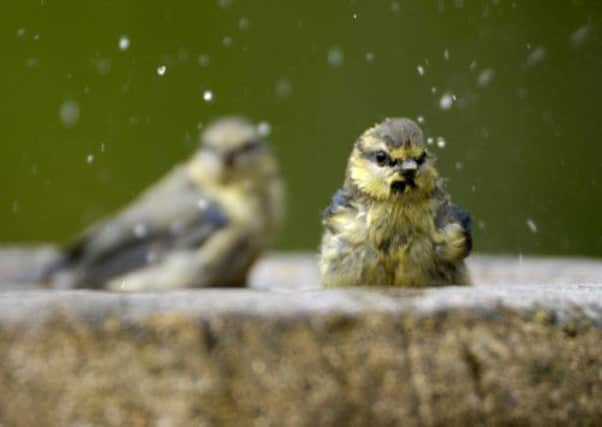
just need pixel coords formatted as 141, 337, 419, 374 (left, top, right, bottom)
400, 159, 418, 172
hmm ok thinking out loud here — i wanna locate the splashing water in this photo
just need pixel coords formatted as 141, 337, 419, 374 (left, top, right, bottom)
203, 90, 214, 102
118, 35, 130, 51
239, 17, 250, 30
257, 121, 271, 137
327, 47, 344, 67
59, 100, 80, 127
526, 47, 546, 67
477, 68, 495, 87
275, 78, 292, 98
526, 218, 538, 233
571, 25, 590, 48
156, 65, 167, 76
95, 57, 111, 75
439, 93, 455, 110
197, 54, 210, 67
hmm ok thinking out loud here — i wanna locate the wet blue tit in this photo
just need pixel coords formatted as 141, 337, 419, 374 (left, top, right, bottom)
44, 116, 285, 291
320, 118, 472, 287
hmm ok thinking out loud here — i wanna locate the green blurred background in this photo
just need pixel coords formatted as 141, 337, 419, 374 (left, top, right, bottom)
1, 1, 601, 256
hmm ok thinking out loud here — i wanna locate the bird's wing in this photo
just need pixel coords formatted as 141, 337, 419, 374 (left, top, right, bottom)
53, 165, 229, 287
433, 195, 473, 255
322, 188, 352, 219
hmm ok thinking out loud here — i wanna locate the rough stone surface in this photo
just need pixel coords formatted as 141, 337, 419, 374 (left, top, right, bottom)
0, 247, 601, 426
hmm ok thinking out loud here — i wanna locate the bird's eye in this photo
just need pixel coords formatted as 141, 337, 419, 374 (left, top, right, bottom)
416, 152, 427, 166
374, 150, 390, 167
239, 140, 260, 154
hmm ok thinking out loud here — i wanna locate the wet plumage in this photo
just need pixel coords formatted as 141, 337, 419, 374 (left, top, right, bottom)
45, 117, 284, 290
320, 118, 471, 287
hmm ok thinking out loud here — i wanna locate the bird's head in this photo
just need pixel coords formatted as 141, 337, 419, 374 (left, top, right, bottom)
346, 118, 438, 202
196, 117, 277, 184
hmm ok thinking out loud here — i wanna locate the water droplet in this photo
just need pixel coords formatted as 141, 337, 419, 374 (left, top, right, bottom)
239, 17, 250, 30
455, 161, 463, 170
16, 27, 26, 38
526, 218, 538, 233
118, 35, 130, 51
427, 137, 434, 145
526, 47, 546, 67
469, 60, 478, 71
477, 68, 495, 87
327, 46, 344, 67
439, 93, 455, 110
100, 143, 106, 153
156, 65, 167, 76
417, 65, 425, 76
443, 49, 450, 60
436, 137, 446, 148
86, 154, 94, 164
95, 57, 111, 75
25, 57, 39, 68
365, 52, 375, 63
197, 54, 210, 67
431, 86, 438, 94
275, 78, 292, 98
33, 33, 40, 40
222, 36, 232, 47
203, 90, 214, 102
257, 121, 271, 137
571, 25, 590, 48
417, 116, 425, 124
59, 100, 80, 127
352, 13, 358, 20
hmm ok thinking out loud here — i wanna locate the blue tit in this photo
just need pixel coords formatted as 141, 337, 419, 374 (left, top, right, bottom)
320, 118, 471, 287
45, 117, 284, 291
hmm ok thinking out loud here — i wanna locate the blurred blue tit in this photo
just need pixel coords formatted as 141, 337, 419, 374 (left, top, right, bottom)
45, 117, 285, 291
320, 118, 471, 287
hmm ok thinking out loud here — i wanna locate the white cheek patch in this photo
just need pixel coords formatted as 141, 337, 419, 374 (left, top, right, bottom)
199, 151, 222, 176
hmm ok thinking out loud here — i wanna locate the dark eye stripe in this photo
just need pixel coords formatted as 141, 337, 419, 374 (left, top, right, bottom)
416, 152, 427, 166
227, 140, 265, 159
238, 140, 263, 154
